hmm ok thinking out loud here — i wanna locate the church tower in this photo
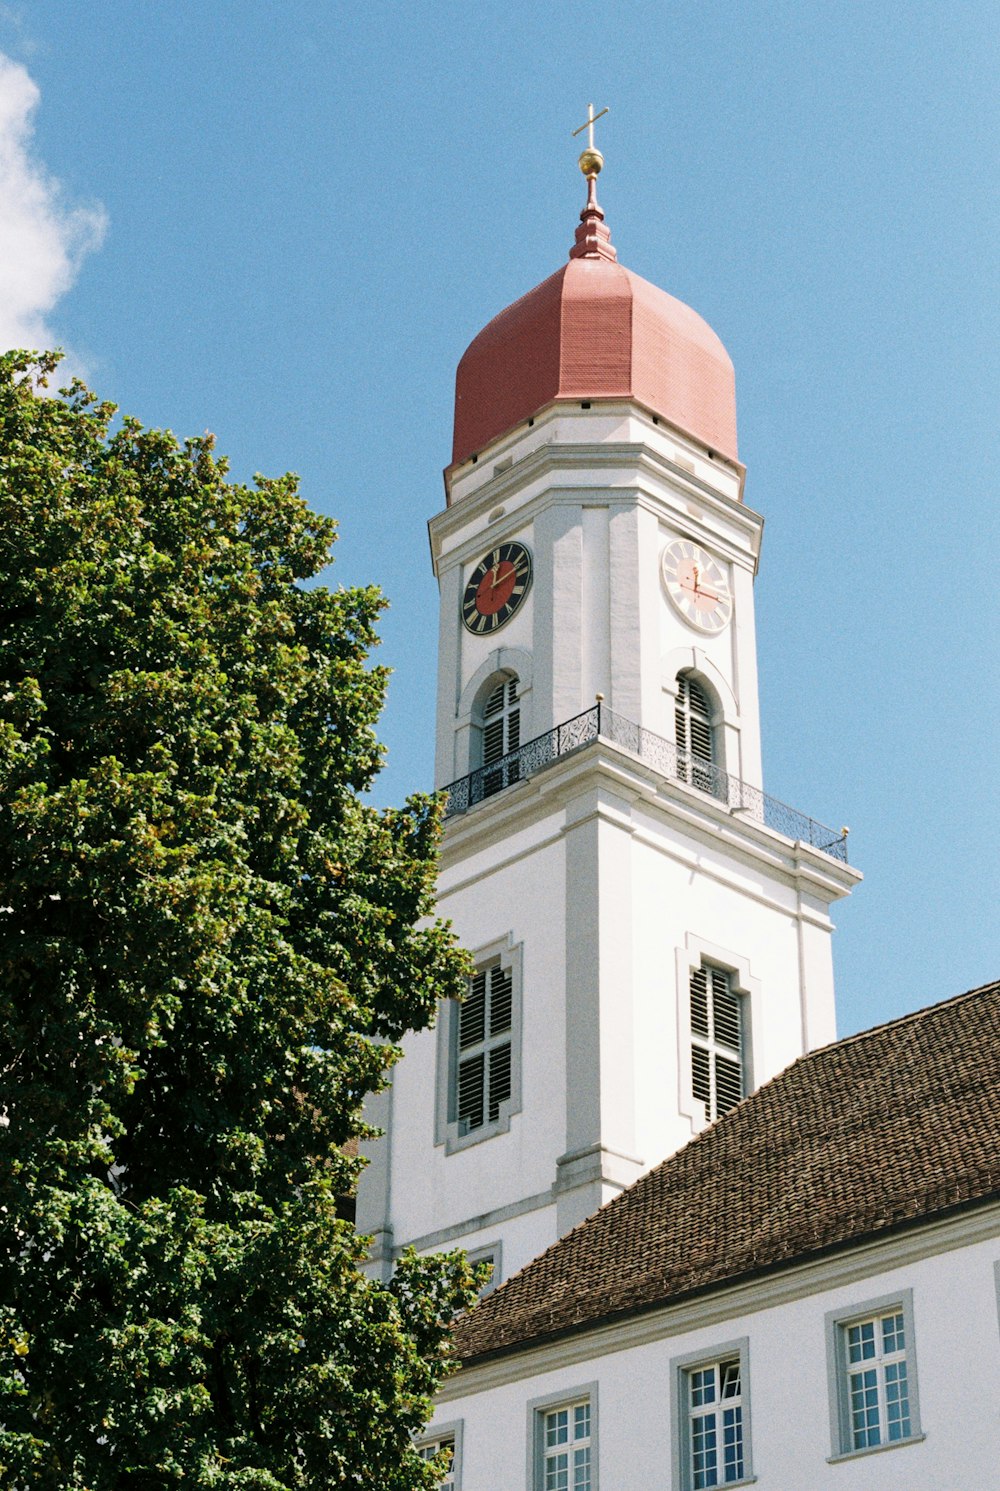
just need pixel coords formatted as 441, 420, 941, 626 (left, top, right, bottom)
358, 129, 861, 1285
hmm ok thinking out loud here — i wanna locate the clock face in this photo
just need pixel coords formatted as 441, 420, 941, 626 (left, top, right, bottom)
661, 540, 732, 634
462, 541, 533, 635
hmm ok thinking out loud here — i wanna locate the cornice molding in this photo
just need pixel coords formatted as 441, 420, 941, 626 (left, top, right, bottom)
429, 432, 762, 574
443, 396, 746, 501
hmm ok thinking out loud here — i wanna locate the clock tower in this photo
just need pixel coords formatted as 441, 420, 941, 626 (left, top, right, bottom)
358, 144, 860, 1285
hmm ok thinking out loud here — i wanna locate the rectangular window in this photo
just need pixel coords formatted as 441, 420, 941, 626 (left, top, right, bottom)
672, 1340, 752, 1491
845, 1311, 910, 1448
416, 1423, 463, 1489
826, 1291, 921, 1460
690, 965, 743, 1119
457, 960, 513, 1134
688, 1360, 743, 1488
436, 937, 523, 1154
529, 1387, 598, 1491
537, 1398, 593, 1491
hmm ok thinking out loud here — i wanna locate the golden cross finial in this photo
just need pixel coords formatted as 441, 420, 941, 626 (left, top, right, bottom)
572, 103, 608, 181
572, 103, 609, 151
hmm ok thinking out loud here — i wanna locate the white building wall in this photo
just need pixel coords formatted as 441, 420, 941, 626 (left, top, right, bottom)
358, 742, 856, 1278
433, 1219, 1000, 1490
381, 826, 568, 1265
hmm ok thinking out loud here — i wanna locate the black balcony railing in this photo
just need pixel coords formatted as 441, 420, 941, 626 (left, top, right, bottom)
441, 703, 849, 863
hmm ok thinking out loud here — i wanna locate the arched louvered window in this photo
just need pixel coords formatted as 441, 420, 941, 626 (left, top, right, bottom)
690, 963, 744, 1119
675, 671, 718, 795
481, 676, 520, 797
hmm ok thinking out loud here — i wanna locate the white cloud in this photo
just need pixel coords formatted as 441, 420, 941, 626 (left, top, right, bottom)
0, 51, 107, 361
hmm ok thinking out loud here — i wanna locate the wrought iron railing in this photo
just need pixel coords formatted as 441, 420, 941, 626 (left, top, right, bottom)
441, 703, 849, 863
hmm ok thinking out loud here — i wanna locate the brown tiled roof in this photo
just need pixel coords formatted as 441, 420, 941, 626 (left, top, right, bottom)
450, 241, 738, 472
454, 980, 1000, 1365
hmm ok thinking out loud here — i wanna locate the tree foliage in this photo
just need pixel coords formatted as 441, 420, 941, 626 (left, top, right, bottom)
0, 352, 477, 1487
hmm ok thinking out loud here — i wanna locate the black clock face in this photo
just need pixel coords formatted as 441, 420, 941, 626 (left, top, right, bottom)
462, 542, 533, 634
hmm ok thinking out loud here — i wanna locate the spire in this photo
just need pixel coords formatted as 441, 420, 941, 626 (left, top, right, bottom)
569, 103, 617, 262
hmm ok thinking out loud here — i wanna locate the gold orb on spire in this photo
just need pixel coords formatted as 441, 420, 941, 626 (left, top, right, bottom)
572, 104, 609, 181
578, 146, 604, 178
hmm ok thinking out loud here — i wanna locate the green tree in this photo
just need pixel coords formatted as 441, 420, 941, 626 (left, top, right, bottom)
0, 352, 477, 1487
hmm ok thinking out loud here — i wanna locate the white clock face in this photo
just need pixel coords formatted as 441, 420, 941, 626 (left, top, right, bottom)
661, 540, 732, 634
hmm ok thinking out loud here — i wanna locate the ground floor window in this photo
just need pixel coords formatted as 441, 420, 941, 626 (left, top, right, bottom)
529, 1385, 597, 1491
826, 1291, 921, 1458
416, 1423, 462, 1489
672, 1339, 752, 1489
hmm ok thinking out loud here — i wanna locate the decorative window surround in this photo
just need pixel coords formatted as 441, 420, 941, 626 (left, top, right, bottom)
671, 1338, 753, 1491
416, 1419, 463, 1490
436, 934, 523, 1154
527, 1383, 599, 1491
825, 1289, 923, 1461
677, 938, 758, 1132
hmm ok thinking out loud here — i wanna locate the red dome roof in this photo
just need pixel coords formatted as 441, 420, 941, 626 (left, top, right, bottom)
451, 196, 738, 469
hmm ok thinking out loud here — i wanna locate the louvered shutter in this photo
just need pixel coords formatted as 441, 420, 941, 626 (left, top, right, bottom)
488, 1044, 512, 1120
691, 1044, 711, 1107
482, 676, 520, 796
454, 961, 515, 1134
459, 970, 487, 1048
712, 969, 740, 1048
675, 672, 717, 795
714, 1053, 743, 1113
489, 965, 513, 1035
457, 1053, 484, 1131
689, 963, 744, 1120
689, 964, 710, 1037
483, 716, 505, 767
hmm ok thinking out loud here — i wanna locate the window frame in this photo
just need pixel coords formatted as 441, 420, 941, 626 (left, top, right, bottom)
435, 934, 523, 1154
466, 1240, 502, 1295
671, 1338, 754, 1491
480, 674, 522, 797
527, 1382, 599, 1491
415, 1418, 463, 1490
825, 1289, 923, 1462
674, 668, 727, 799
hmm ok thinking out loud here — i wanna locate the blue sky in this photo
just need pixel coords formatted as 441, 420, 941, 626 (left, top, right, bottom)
1, 1, 996, 1037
